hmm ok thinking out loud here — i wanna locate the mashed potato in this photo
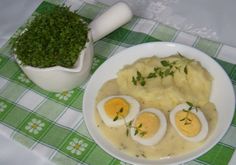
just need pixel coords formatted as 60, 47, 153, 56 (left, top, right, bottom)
117, 55, 212, 111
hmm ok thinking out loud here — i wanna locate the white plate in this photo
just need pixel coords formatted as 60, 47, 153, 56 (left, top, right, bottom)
83, 42, 235, 165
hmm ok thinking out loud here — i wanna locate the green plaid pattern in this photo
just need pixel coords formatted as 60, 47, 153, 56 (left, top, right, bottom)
0, 1, 235, 165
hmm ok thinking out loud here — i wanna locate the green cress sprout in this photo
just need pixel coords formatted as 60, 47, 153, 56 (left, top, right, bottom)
12, 5, 89, 68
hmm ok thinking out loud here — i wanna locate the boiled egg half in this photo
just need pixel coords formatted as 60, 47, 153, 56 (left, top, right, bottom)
97, 95, 140, 127
130, 108, 167, 146
170, 103, 208, 142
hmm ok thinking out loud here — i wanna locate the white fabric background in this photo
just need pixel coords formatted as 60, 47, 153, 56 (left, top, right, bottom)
95, 0, 236, 47
1, 0, 236, 47
0, 0, 236, 164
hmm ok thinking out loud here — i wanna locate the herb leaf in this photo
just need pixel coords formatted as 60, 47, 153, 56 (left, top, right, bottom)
180, 102, 199, 125
186, 101, 193, 107
113, 116, 118, 121
140, 131, 147, 137
128, 121, 132, 127
161, 60, 170, 66
147, 72, 157, 79
140, 79, 146, 86
164, 68, 171, 76
137, 71, 142, 80
184, 66, 188, 74
126, 129, 129, 136
131, 55, 194, 86
132, 70, 146, 86
138, 123, 142, 128
132, 76, 137, 85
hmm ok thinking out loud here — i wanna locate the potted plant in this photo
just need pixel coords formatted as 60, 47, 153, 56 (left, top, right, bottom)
12, 2, 133, 92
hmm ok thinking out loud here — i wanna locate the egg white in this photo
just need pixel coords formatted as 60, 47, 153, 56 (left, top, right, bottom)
97, 95, 140, 127
170, 103, 209, 142
130, 108, 167, 146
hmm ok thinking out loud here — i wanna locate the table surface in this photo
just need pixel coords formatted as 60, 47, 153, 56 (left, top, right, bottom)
0, 0, 236, 165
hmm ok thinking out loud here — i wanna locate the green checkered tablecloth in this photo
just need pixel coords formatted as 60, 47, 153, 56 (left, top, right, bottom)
0, 1, 235, 165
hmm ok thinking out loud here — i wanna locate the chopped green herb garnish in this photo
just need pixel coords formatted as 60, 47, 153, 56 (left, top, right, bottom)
180, 102, 200, 125
136, 71, 142, 80
126, 129, 129, 136
113, 116, 119, 121
139, 131, 147, 137
140, 79, 146, 86
138, 123, 142, 128
161, 60, 170, 66
141, 153, 146, 158
113, 108, 124, 121
132, 54, 193, 86
184, 66, 188, 74
132, 123, 146, 137
112, 109, 147, 137
132, 76, 137, 85
186, 101, 193, 107
147, 72, 157, 79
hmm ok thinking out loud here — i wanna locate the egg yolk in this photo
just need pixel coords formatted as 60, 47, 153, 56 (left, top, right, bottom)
104, 98, 130, 119
134, 112, 160, 138
175, 111, 201, 137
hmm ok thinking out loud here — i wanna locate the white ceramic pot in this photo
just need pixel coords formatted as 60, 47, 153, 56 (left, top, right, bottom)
15, 2, 133, 92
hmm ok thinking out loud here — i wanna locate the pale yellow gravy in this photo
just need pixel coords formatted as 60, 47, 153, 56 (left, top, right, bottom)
95, 55, 218, 160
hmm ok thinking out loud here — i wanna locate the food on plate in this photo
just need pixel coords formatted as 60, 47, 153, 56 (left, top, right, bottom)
97, 95, 140, 127
170, 103, 208, 142
130, 108, 167, 146
95, 54, 218, 159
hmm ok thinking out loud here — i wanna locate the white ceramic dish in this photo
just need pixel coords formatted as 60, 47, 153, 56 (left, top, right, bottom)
15, 2, 133, 92
83, 42, 235, 165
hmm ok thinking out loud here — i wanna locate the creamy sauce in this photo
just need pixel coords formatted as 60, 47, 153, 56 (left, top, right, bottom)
95, 56, 218, 160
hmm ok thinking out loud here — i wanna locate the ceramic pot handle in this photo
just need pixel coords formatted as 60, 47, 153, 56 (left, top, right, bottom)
89, 2, 133, 42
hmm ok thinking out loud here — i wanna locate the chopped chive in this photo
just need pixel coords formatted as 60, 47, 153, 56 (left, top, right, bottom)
186, 101, 193, 107
126, 129, 129, 136
184, 66, 188, 74
113, 116, 118, 121
138, 123, 142, 128
180, 118, 185, 121
132, 76, 137, 85
140, 131, 147, 137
